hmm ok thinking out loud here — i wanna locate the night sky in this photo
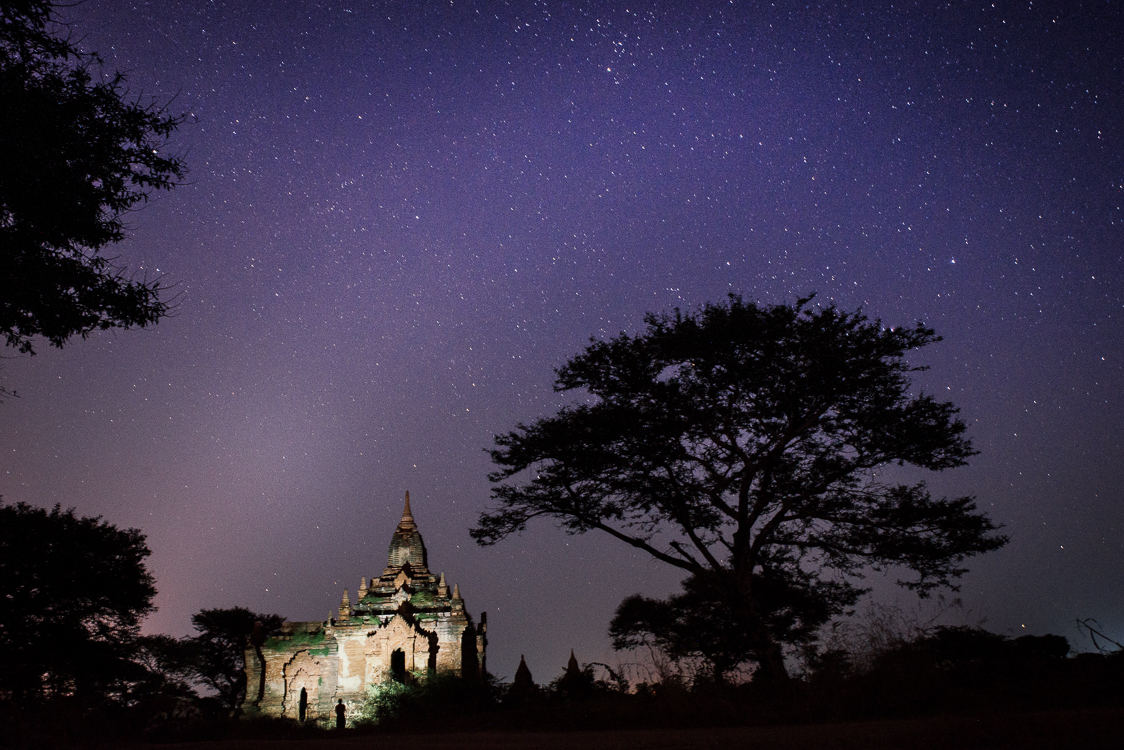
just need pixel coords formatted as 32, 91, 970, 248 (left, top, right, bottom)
2, 0, 1122, 682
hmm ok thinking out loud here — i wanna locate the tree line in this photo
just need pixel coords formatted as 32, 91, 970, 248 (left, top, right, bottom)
0, 502, 282, 717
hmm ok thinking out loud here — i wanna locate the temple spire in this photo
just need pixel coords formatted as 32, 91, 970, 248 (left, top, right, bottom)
566, 649, 580, 675
339, 589, 351, 621
400, 491, 416, 529
514, 655, 534, 689
384, 490, 429, 573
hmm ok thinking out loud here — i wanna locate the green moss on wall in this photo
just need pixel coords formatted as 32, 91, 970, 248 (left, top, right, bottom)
410, 590, 435, 606
264, 628, 326, 650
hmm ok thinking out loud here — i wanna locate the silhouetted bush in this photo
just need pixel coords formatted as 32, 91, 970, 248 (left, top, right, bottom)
355, 671, 500, 728
795, 625, 1124, 722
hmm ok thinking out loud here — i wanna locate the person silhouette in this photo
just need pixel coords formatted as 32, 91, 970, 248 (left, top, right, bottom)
335, 699, 346, 729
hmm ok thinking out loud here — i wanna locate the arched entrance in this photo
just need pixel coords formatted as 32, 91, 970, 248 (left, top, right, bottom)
390, 648, 406, 682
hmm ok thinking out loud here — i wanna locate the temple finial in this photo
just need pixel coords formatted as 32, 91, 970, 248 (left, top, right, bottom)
401, 491, 414, 525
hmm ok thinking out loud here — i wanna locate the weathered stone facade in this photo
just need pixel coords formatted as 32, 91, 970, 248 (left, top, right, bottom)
241, 493, 486, 724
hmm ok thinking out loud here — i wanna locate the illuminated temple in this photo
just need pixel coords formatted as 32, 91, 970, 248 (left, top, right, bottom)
241, 493, 486, 723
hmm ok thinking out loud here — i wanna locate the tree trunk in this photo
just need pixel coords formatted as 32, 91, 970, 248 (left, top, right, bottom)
728, 569, 790, 684
753, 638, 790, 683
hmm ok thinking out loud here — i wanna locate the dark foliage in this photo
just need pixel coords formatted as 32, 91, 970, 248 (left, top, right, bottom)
474, 296, 1007, 679
610, 570, 839, 683
547, 656, 628, 702
0, 500, 156, 705
345, 625, 1123, 737
134, 634, 197, 686
188, 606, 285, 711
359, 671, 501, 727
102, 627, 1118, 743
0, 0, 186, 355
798, 625, 1118, 722
549, 652, 597, 701
861, 625, 1073, 679
131, 633, 203, 709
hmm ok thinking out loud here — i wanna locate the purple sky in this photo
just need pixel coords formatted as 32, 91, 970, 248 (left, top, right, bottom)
2, 0, 1122, 682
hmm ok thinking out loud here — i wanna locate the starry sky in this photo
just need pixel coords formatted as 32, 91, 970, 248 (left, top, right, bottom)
2, 0, 1122, 682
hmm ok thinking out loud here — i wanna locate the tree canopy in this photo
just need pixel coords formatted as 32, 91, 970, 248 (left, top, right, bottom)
473, 296, 1007, 680
0, 0, 185, 355
0, 500, 157, 703
187, 607, 284, 710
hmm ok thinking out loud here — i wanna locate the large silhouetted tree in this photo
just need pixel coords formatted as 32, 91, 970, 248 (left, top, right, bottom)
0, 500, 157, 704
0, 0, 185, 356
473, 296, 1007, 681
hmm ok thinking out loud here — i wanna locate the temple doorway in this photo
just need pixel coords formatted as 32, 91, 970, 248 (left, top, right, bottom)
390, 648, 406, 682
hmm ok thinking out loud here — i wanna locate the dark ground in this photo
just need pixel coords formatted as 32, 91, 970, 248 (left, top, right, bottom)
126, 707, 1122, 750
